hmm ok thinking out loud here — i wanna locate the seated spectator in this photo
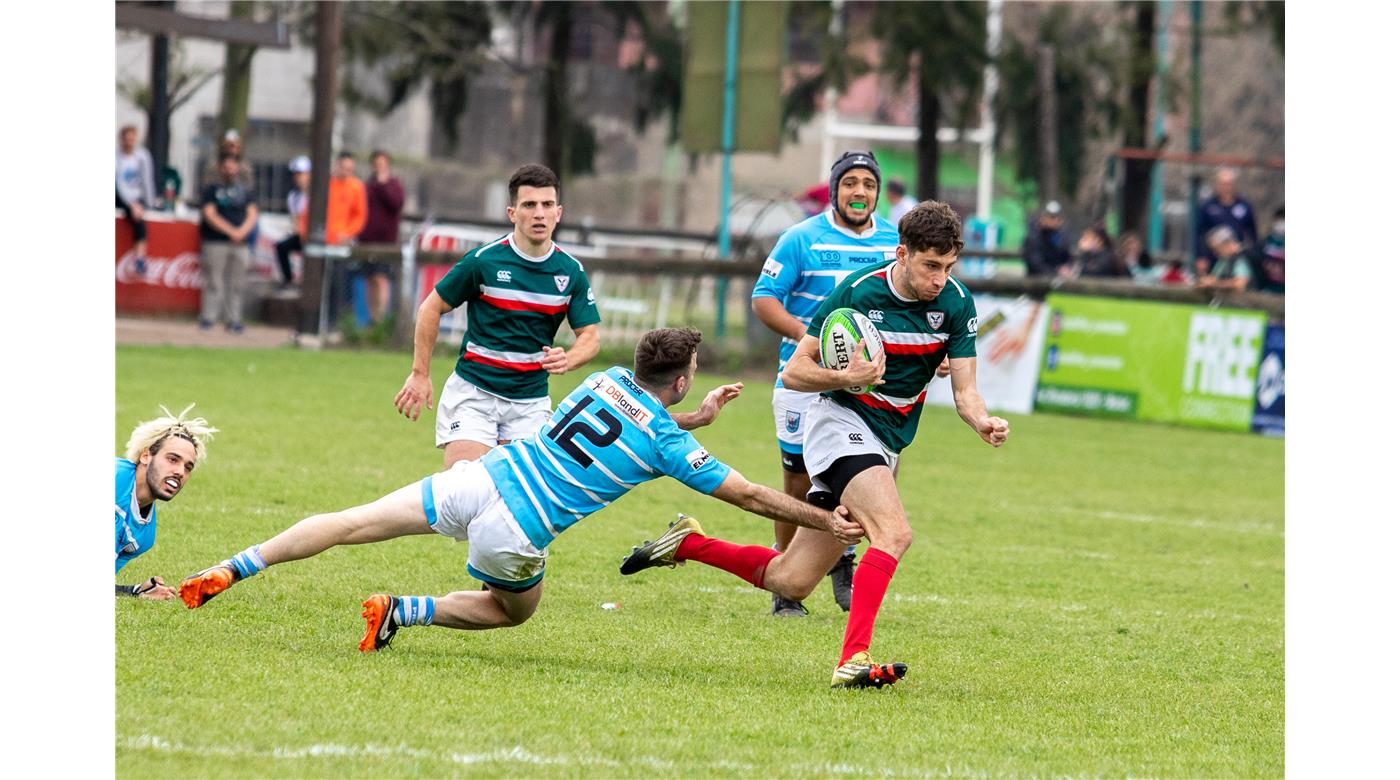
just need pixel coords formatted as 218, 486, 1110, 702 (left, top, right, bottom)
1021, 200, 1071, 277
116, 125, 156, 271
1117, 232, 1160, 284
1258, 206, 1284, 294
1073, 225, 1129, 278
274, 156, 311, 291
1196, 225, 1256, 291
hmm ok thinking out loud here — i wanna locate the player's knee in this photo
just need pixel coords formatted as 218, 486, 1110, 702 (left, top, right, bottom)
871, 524, 913, 558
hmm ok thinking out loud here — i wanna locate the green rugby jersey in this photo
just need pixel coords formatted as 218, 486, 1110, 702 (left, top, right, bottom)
435, 234, 600, 400
805, 262, 978, 452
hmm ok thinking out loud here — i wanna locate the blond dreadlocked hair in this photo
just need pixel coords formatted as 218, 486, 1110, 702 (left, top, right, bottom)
123, 404, 218, 465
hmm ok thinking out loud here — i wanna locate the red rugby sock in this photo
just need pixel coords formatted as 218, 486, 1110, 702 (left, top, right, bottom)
839, 547, 900, 664
675, 534, 781, 588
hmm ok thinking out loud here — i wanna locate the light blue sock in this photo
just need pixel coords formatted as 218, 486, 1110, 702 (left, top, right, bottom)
225, 545, 267, 580
394, 596, 436, 627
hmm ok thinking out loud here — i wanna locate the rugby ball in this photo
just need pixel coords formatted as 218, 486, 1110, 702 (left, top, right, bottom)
819, 308, 885, 394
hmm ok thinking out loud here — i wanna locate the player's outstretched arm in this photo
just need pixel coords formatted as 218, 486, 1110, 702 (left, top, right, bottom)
709, 470, 865, 544
779, 335, 884, 393
395, 290, 453, 421
671, 382, 743, 431
948, 357, 1010, 447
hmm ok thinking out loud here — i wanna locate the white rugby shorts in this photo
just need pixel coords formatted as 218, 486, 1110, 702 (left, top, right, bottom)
771, 386, 818, 451
421, 458, 547, 589
802, 395, 899, 494
435, 373, 553, 448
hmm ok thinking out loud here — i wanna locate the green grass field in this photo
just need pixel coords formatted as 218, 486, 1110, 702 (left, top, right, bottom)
116, 346, 1283, 778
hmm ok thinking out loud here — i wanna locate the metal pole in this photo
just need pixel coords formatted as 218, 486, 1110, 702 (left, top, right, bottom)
715, 0, 740, 340
299, 1, 343, 336
1148, 0, 1171, 253
147, 6, 172, 183
1036, 44, 1058, 204
1187, 0, 1202, 269
976, 0, 1002, 221
819, 0, 844, 180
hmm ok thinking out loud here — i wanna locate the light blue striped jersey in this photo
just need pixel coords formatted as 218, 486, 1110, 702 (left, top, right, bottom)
751, 210, 899, 387
481, 366, 733, 550
115, 458, 157, 573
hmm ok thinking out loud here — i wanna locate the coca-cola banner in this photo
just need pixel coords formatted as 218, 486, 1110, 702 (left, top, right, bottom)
116, 216, 203, 314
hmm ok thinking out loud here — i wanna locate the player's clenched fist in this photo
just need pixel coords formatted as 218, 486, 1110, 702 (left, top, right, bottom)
541, 346, 569, 375
976, 416, 1010, 447
395, 373, 434, 421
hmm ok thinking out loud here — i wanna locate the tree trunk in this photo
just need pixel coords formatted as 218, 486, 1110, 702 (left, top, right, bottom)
1036, 44, 1058, 204
218, 1, 258, 141
1119, 1, 1155, 236
541, 2, 574, 177
916, 78, 940, 201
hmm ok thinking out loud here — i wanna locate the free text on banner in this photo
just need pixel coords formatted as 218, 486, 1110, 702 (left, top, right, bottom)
926, 295, 1048, 415
1035, 294, 1268, 432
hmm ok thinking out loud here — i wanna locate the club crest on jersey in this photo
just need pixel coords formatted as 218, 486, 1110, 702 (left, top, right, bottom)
785, 410, 801, 433
554, 275, 570, 292
927, 311, 946, 329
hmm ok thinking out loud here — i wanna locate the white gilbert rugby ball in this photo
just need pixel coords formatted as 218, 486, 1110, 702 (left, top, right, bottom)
819, 308, 885, 394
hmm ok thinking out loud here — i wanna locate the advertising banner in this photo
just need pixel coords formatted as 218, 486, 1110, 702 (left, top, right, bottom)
417, 264, 469, 343
926, 294, 1048, 415
1250, 324, 1285, 436
1035, 295, 1268, 432
115, 216, 203, 314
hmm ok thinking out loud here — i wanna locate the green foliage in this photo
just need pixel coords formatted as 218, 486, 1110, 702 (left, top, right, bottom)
302, 1, 495, 151
117, 346, 1282, 777
870, 0, 988, 131
779, 1, 871, 142
995, 4, 1123, 198
1221, 1, 1285, 55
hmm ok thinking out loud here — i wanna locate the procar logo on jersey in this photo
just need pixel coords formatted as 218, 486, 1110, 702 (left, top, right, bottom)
762, 258, 783, 278
554, 275, 570, 292
685, 447, 712, 470
595, 376, 654, 428
927, 312, 945, 330
496, 270, 512, 283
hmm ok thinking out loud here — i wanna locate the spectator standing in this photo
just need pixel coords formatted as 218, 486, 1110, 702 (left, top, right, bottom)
1021, 200, 1071, 277
274, 155, 311, 291
298, 151, 367, 247
1195, 167, 1258, 277
1073, 226, 1129, 278
200, 129, 255, 191
358, 150, 406, 322
1258, 206, 1284, 294
1197, 225, 1256, 291
886, 178, 918, 225
199, 153, 259, 333
116, 126, 157, 268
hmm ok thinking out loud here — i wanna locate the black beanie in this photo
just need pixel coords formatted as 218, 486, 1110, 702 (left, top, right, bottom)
828, 150, 882, 206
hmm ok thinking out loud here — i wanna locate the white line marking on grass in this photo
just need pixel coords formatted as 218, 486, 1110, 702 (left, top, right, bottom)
1001, 502, 1283, 537
124, 735, 998, 777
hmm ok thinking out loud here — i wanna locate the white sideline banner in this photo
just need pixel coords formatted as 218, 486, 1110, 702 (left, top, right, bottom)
925, 294, 1048, 415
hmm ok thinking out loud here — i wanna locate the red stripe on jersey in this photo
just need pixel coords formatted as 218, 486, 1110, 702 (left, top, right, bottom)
853, 389, 927, 415
463, 351, 544, 372
477, 294, 568, 314
882, 341, 947, 356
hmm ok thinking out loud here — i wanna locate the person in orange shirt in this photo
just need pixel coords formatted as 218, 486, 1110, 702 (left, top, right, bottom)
298, 151, 367, 245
